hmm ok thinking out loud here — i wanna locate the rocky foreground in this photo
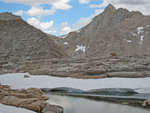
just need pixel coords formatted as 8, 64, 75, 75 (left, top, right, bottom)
1, 57, 150, 79
0, 84, 63, 113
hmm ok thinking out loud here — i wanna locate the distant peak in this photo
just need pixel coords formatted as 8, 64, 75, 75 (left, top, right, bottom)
103, 4, 116, 15
105, 4, 116, 11
0, 12, 21, 21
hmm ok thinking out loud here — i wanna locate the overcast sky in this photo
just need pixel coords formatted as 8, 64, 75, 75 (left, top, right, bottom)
0, 0, 149, 36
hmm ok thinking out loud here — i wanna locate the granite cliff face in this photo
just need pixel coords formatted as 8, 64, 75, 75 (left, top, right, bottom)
0, 13, 68, 62
54, 4, 150, 58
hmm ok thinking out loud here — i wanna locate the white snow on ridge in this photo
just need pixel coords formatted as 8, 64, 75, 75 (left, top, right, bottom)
0, 103, 35, 113
139, 35, 144, 45
130, 32, 138, 36
137, 27, 144, 34
63, 42, 68, 45
126, 40, 132, 43
60, 35, 67, 39
0, 73, 150, 93
75, 45, 86, 53
140, 35, 144, 41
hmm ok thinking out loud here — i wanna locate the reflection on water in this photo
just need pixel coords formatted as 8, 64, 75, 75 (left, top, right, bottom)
45, 94, 150, 113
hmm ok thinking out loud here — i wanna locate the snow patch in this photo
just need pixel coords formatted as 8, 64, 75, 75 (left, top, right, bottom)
63, 42, 68, 45
130, 32, 138, 36
60, 35, 67, 39
75, 45, 86, 53
139, 35, 144, 45
0, 73, 150, 93
140, 35, 144, 41
0, 103, 35, 113
126, 40, 132, 43
137, 27, 144, 34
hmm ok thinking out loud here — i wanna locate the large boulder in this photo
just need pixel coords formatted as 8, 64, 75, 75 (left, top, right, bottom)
42, 104, 63, 113
142, 100, 150, 107
0, 84, 63, 113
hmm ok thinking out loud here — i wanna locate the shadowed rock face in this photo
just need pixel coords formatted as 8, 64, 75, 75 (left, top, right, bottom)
0, 12, 68, 62
52, 4, 150, 58
42, 87, 137, 96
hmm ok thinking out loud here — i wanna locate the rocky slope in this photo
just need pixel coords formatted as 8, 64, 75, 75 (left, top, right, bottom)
0, 12, 68, 62
1, 57, 150, 78
53, 4, 150, 58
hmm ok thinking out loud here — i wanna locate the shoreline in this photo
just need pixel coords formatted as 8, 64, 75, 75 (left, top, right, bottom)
0, 73, 150, 113
0, 83, 150, 113
44, 92, 150, 110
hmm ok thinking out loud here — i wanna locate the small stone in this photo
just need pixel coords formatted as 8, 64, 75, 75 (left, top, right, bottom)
24, 75, 30, 78
122, 102, 128, 105
42, 104, 63, 113
146, 100, 150, 106
142, 101, 147, 107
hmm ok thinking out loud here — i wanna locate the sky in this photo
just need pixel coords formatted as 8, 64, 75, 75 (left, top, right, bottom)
0, 0, 150, 36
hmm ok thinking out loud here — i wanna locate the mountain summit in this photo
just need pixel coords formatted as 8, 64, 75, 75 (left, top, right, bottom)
53, 5, 150, 58
0, 12, 68, 61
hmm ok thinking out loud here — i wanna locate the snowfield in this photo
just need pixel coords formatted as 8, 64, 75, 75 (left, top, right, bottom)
0, 103, 35, 113
0, 73, 150, 93
75, 45, 86, 53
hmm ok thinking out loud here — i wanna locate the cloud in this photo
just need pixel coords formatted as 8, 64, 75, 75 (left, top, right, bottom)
79, 0, 90, 4
27, 19, 72, 35
90, 0, 150, 15
94, 9, 104, 16
13, 10, 23, 15
73, 16, 91, 30
60, 22, 72, 34
51, 0, 72, 10
26, 9, 104, 35
3, 0, 72, 10
26, 6, 55, 18
27, 17, 56, 34
3, 0, 72, 18
72, 8, 104, 31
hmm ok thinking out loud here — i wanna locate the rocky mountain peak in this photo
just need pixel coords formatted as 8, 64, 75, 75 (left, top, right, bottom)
51, 4, 150, 58
91, 4, 117, 28
103, 4, 116, 14
0, 12, 21, 20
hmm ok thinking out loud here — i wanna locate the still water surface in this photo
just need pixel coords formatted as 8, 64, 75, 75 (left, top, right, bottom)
45, 94, 150, 113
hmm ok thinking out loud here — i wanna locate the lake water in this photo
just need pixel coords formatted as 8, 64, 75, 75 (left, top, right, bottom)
45, 94, 150, 113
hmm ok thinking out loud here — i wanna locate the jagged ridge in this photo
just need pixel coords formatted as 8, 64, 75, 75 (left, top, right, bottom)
53, 4, 150, 58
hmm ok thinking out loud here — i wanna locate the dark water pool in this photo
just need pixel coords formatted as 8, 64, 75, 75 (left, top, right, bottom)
45, 94, 150, 113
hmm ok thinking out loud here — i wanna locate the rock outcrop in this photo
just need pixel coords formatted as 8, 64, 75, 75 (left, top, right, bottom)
1, 57, 150, 78
53, 4, 150, 58
142, 100, 150, 107
0, 84, 63, 113
0, 12, 68, 62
